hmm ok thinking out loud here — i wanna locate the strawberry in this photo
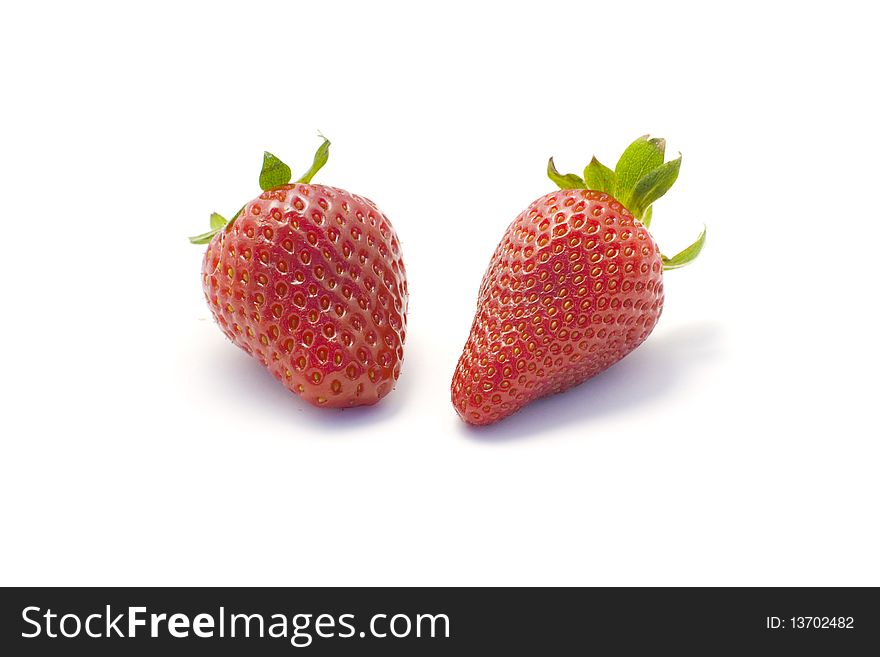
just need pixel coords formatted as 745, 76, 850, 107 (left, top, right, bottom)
451, 136, 704, 426
190, 138, 408, 408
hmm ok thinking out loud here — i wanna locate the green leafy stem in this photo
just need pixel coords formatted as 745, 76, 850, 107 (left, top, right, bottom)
189, 135, 331, 244
548, 135, 704, 270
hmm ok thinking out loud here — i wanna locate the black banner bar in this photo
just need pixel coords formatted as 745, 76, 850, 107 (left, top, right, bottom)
1, 587, 877, 654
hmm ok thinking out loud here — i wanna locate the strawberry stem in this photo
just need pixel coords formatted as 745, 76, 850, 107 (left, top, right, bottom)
188, 135, 331, 244
296, 135, 331, 184
547, 135, 704, 269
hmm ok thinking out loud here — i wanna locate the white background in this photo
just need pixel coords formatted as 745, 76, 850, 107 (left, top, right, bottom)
1, 1, 877, 586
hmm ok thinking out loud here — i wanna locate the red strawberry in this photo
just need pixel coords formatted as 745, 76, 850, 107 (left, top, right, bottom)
191, 138, 408, 408
451, 136, 704, 425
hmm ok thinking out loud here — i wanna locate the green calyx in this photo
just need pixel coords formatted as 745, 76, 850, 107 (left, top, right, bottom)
188, 135, 331, 244
548, 135, 704, 270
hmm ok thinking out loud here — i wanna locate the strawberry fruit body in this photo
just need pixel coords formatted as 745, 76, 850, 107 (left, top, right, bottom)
451, 136, 704, 426
191, 139, 408, 408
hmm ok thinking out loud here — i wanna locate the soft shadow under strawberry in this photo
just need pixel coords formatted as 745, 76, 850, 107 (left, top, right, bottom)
204, 339, 415, 432
457, 321, 722, 442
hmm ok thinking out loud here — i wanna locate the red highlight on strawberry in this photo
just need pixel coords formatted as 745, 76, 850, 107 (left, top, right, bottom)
190, 138, 409, 408
451, 135, 705, 426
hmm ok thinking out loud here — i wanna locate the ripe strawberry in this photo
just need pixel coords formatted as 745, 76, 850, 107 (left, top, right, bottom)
451, 136, 704, 425
190, 138, 408, 408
